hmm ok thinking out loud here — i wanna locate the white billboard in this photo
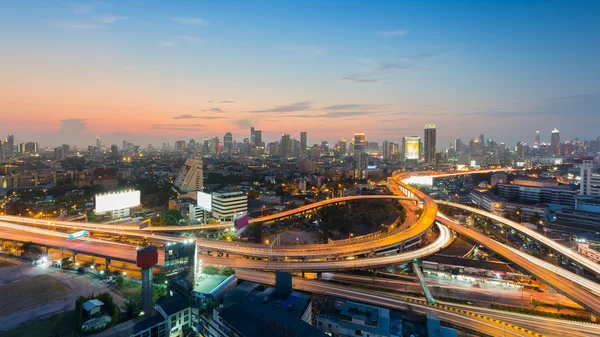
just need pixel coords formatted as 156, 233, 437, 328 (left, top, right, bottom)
95, 190, 141, 213
197, 192, 212, 211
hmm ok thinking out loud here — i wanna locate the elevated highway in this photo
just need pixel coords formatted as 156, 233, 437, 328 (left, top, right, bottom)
435, 214, 600, 318
437, 200, 600, 278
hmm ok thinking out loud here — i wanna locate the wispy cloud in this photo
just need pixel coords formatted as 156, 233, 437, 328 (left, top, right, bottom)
151, 123, 204, 131
70, 4, 94, 14
172, 114, 225, 120
55, 22, 106, 29
376, 30, 407, 36
170, 17, 205, 25
340, 74, 380, 84
375, 63, 410, 72
176, 35, 203, 43
251, 101, 312, 113
220, 100, 235, 103
323, 104, 367, 110
317, 111, 373, 118
209, 108, 223, 113
98, 15, 127, 23
284, 45, 325, 56
158, 41, 176, 48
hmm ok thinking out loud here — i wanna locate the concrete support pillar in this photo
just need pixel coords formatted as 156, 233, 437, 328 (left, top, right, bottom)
105, 258, 111, 269
301, 271, 305, 278
72, 252, 76, 262
45, 247, 49, 255
591, 313, 597, 323
317, 272, 322, 281
141, 267, 153, 315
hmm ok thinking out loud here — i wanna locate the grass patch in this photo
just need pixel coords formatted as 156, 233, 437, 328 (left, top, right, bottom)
0, 259, 15, 268
0, 310, 77, 337
114, 280, 165, 303
0, 275, 71, 316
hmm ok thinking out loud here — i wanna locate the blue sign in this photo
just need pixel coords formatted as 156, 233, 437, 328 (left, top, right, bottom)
69, 230, 87, 240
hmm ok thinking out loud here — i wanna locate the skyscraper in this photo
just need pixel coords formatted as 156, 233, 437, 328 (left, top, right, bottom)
300, 132, 307, 158
580, 159, 600, 196
4, 135, 14, 158
223, 132, 233, 153
382, 140, 390, 159
353, 133, 365, 154
339, 138, 347, 155
174, 156, 204, 193
250, 127, 256, 144
96, 135, 101, 151
353, 133, 367, 178
551, 128, 560, 155
535, 131, 541, 146
424, 124, 437, 164
280, 134, 292, 157
254, 130, 262, 147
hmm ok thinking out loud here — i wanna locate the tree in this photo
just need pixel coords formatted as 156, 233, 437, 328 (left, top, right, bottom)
530, 299, 541, 310
166, 210, 183, 225
115, 275, 124, 286
154, 271, 167, 285
247, 223, 263, 242
21, 242, 43, 256
121, 298, 142, 320
221, 266, 235, 277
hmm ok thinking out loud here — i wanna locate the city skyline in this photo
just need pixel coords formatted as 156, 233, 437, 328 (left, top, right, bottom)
1, 1, 599, 147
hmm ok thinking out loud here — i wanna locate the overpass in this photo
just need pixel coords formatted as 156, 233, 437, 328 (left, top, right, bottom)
437, 200, 600, 278
435, 214, 600, 319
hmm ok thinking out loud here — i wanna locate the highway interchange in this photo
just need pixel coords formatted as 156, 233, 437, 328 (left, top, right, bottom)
2, 168, 600, 336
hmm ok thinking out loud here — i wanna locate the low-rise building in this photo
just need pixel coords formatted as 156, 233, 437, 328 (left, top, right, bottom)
211, 191, 247, 221
317, 297, 402, 337
128, 295, 191, 337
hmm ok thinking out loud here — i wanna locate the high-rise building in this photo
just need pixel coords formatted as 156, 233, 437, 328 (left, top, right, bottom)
174, 156, 203, 193
54, 147, 64, 161
24, 142, 38, 154
353, 133, 365, 154
580, 159, 600, 196
300, 132, 307, 157
453, 139, 463, 153
0, 140, 3, 159
280, 134, 292, 157
424, 124, 436, 164
535, 131, 541, 146
390, 142, 399, 158
382, 140, 390, 159
211, 136, 220, 154
551, 128, 560, 156
339, 138, 347, 155
223, 132, 233, 153
254, 130, 262, 147
96, 135, 101, 151
403, 136, 420, 161
4, 135, 14, 158
250, 127, 256, 144
175, 140, 187, 154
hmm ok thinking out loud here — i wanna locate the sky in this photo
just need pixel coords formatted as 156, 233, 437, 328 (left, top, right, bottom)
1, 0, 599, 148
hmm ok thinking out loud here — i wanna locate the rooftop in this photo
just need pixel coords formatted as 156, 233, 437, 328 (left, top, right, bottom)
131, 313, 165, 334
193, 274, 229, 294
83, 299, 104, 311
156, 295, 189, 316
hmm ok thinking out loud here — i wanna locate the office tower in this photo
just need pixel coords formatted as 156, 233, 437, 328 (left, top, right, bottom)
390, 142, 399, 158
551, 128, 560, 155
320, 141, 329, 153
535, 131, 541, 146
339, 138, 347, 155
223, 132, 233, 153
424, 124, 437, 164
4, 135, 14, 158
211, 136, 220, 154
453, 139, 463, 153
382, 140, 390, 159
62, 144, 70, 156
54, 147, 64, 161
250, 127, 256, 144
174, 156, 203, 193
300, 132, 307, 157
280, 134, 292, 157
96, 135, 101, 151
353, 133, 365, 154
0, 140, 3, 159
254, 130, 262, 147
110, 145, 119, 158
24, 142, 38, 154
580, 159, 600, 196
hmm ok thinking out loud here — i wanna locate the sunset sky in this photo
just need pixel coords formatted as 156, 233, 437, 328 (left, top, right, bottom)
1, 1, 599, 148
